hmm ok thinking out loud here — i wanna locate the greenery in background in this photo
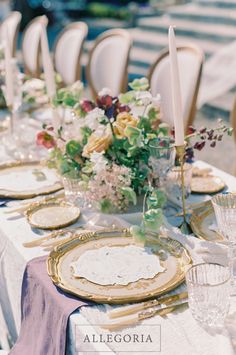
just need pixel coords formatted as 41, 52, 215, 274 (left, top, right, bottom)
87, 2, 131, 20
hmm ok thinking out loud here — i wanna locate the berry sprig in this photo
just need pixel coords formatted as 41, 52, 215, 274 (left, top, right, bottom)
171, 119, 233, 162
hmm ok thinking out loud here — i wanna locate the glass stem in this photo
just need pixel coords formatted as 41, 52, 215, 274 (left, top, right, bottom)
228, 242, 235, 284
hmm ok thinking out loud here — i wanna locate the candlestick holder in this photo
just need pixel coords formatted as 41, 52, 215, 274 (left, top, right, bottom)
175, 144, 192, 235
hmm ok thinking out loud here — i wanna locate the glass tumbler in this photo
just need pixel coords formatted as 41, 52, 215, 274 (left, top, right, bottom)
186, 263, 231, 328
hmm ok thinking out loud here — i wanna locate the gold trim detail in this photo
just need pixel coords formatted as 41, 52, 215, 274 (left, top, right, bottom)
0, 161, 62, 199
47, 229, 192, 304
26, 200, 80, 230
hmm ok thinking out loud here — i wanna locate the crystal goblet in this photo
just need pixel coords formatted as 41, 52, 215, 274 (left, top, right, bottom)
212, 193, 236, 284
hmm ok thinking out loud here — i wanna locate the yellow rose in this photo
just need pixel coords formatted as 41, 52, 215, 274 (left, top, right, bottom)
113, 112, 138, 139
82, 130, 112, 157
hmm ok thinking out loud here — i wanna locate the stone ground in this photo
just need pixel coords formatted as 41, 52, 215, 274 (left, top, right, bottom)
193, 110, 235, 175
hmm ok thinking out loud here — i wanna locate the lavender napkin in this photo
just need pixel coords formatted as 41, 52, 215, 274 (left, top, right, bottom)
10, 256, 91, 355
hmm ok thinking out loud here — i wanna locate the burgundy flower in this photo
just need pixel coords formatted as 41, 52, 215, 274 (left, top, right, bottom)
194, 141, 205, 151
115, 102, 130, 115
36, 131, 56, 149
210, 141, 216, 148
80, 99, 95, 113
187, 126, 196, 135
96, 95, 113, 110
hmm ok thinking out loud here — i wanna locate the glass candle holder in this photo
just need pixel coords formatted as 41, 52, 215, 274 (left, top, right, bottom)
165, 163, 192, 202
61, 176, 89, 209
186, 263, 231, 328
148, 137, 176, 188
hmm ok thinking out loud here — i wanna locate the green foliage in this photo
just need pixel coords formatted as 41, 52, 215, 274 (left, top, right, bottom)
120, 187, 137, 205
129, 78, 149, 91
66, 140, 82, 159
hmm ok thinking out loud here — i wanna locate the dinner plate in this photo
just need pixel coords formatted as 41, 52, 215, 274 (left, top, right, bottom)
26, 201, 81, 230
190, 200, 223, 241
191, 175, 225, 194
47, 229, 191, 304
0, 161, 62, 199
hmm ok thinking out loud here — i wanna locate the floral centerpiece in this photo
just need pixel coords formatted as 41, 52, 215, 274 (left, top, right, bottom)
37, 78, 169, 213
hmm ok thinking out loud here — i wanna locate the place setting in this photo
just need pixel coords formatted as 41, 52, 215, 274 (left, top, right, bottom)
0, 5, 236, 355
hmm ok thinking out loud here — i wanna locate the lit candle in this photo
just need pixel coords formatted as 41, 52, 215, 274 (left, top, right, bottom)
168, 26, 184, 146
3, 28, 14, 108
40, 19, 56, 99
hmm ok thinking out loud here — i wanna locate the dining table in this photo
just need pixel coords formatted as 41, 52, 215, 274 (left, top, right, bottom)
0, 136, 236, 355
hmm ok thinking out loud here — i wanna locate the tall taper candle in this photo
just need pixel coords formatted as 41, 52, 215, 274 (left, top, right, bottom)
4, 29, 14, 108
40, 19, 56, 99
168, 26, 184, 146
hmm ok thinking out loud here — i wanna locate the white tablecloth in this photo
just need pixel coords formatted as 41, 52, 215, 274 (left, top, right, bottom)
0, 150, 235, 354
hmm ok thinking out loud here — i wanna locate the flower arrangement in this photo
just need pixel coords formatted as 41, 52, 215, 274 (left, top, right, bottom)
37, 78, 168, 212
37, 77, 233, 218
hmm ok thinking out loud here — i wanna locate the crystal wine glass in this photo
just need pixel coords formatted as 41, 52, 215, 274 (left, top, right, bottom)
212, 193, 236, 286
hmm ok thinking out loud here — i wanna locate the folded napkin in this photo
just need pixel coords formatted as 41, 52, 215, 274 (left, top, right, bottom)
10, 256, 91, 355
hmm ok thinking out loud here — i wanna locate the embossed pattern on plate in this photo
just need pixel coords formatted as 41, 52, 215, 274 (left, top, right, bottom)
0, 161, 62, 198
47, 229, 192, 304
26, 201, 80, 230
191, 176, 225, 194
190, 200, 223, 241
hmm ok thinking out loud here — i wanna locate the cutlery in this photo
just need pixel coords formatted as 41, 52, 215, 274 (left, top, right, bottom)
102, 298, 188, 331
4, 192, 65, 214
22, 228, 77, 248
108, 291, 188, 319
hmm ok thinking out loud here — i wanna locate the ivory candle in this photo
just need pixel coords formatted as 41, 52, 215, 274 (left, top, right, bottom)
4, 29, 14, 108
40, 21, 56, 99
168, 26, 184, 146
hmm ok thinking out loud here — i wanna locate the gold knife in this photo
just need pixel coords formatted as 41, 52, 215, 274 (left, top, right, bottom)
103, 299, 188, 331
108, 291, 188, 319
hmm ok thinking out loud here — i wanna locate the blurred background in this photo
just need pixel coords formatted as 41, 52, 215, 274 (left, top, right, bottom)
1, 0, 236, 173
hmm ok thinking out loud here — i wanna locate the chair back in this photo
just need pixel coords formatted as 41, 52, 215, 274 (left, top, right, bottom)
86, 29, 132, 98
148, 45, 204, 131
53, 22, 88, 85
21, 15, 48, 78
0, 11, 21, 56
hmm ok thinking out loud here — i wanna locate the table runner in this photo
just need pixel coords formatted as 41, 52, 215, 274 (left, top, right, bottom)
9, 256, 91, 355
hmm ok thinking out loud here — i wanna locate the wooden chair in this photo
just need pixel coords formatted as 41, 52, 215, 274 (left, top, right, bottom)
21, 15, 48, 78
148, 45, 204, 131
53, 22, 88, 86
0, 11, 21, 57
86, 29, 132, 98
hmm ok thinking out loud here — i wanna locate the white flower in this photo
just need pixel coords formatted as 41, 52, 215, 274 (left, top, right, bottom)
98, 87, 112, 97
70, 80, 84, 94
85, 108, 106, 131
22, 78, 45, 92
90, 151, 108, 174
135, 91, 152, 106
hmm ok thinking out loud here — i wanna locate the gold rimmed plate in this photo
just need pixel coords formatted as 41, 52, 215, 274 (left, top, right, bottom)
26, 201, 81, 230
190, 200, 223, 241
191, 175, 225, 194
0, 161, 62, 199
47, 229, 191, 304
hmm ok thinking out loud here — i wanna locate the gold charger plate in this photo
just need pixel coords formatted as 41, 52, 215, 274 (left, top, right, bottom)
191, 175, 225, 194
0, 161, 62, 199
190, 200, 223, 241
26, 201, 81, 230
47, 229, 191, 304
